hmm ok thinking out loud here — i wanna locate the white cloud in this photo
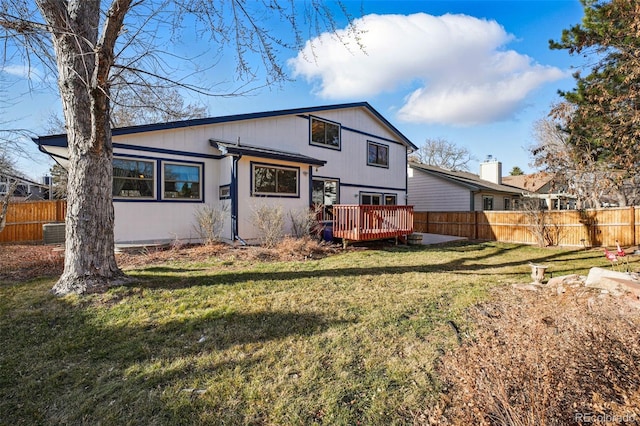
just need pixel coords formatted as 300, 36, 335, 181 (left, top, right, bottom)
288, 13, 568, 126
1, 64, 42, 80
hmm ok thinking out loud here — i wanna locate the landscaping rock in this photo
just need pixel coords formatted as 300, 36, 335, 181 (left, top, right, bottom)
547, 274, 583, 286
585, 267, 638, 296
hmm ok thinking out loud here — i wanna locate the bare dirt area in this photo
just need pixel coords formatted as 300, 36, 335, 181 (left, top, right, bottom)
0, 243, 65, 281
116, 237, 341, 270
0, 237, 341, 282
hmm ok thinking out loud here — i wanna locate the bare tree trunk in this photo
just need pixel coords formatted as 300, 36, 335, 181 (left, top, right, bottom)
38, 0, 132, 295
0, 179, 18, 233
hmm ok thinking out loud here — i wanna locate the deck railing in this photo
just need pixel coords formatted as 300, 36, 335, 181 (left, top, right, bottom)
332, 205, 414, 243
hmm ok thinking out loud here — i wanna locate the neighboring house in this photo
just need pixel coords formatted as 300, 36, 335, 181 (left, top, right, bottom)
0, 173, 50, 201
503, 172, 576, 210
35, 102, 417, 245
407, 157, 523, 211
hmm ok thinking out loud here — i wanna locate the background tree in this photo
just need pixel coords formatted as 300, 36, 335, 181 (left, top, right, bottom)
409, 137, 476, 171
45, 83, 210, 198
108, 74, 209, 127
530, 110, 610, 208
48, 163, 67, 199
0, 78, 31, 233
0, 1, 357, 295
47, 81, 209, 132
0, 152, 18, 233
509, 166, 524, 176
549, 0, 640, 205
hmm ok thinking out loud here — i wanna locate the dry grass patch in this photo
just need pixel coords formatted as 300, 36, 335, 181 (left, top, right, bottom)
428, 284, 640, 425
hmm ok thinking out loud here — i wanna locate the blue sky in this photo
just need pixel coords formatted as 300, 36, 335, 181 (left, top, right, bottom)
2, 0, 585, 180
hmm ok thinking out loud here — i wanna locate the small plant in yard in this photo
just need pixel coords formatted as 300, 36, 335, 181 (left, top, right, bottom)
251, 203, 284, 247
288, 205, 324, 238
193, 204, 228, 245
521, 198, 563, 247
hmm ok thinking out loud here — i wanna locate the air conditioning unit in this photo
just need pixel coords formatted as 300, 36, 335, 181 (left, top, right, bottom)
43, 222, 65, 244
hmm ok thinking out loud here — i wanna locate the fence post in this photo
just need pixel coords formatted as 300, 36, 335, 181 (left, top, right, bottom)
631, 206, 636, 247
426, 211, 429, 233
473, 211, 479, 240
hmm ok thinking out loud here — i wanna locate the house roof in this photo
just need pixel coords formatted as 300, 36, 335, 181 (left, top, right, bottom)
1, 172, 48, 188
502, 172, 554, 193
409, 162, 524, 195
210, 140, 327, 166
32, 102, 417, 150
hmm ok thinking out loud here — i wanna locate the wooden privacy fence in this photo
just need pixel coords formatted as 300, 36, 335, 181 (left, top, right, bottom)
0, 200, 66, 243
414, 207, 640, 248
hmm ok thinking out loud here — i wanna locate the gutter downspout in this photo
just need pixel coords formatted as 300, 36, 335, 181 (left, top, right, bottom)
230, 154, 246, 245
405, 147, 409, 205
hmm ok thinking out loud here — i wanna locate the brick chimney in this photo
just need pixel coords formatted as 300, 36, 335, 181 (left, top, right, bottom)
479, 155, 502, 184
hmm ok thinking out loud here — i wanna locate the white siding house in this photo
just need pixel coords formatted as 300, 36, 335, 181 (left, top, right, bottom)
35, 102, 416, 245
408, 160, 523, 212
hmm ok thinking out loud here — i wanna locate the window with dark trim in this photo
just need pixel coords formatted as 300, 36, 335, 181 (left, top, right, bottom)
219, 184, 231, 200
384, 194, 397, 205
483, 196, 494, 211
252, 164, 299, 196
360, 192, 382, 205
310, 117, 340, 149
504, 197, 511, 211
113, 158, 155, 198
163, 162, 202, 200
367, 141, 389, 167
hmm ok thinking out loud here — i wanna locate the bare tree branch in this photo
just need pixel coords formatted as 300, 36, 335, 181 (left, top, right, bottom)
409, 137, 476, 171
0, 0, 360, 295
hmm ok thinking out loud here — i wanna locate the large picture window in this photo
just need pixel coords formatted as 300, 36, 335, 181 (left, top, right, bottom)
310, 117, 340, 149
252, 163, 299, 197
163, 163, 202, 200
367, 141, 389, 167
113, 158, 154, 198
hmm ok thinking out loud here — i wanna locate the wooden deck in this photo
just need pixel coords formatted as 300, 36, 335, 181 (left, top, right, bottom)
332, 205, 414, 246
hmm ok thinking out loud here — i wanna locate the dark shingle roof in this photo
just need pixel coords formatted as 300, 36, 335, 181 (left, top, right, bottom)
210, 140, 326, 166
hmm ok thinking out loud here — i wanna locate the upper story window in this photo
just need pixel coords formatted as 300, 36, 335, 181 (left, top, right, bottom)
163, 162, 202, 200
252, 163, 299, 197
310, 117, 340, 149
367, 141, 389, 168
113, 158, 155, 198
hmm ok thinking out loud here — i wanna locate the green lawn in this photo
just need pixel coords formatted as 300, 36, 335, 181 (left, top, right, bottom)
0, 242, 607, 425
